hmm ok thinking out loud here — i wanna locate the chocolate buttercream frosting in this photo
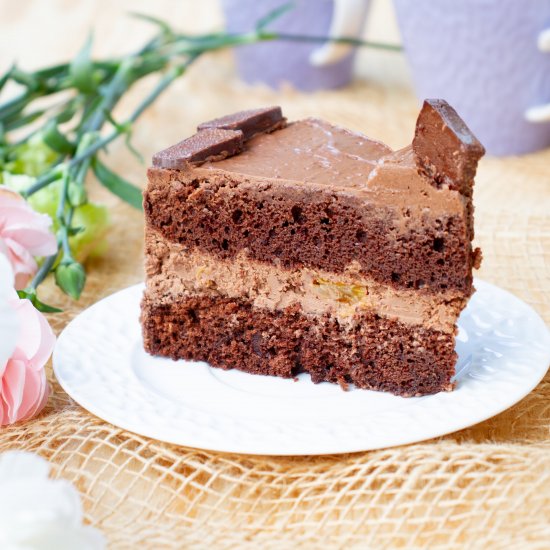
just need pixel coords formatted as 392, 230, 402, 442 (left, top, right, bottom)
203, 117, 391, 187
152, 102, 484, 196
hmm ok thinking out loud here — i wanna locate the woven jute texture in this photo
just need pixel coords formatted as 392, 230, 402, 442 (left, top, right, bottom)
1, 2, 550, 548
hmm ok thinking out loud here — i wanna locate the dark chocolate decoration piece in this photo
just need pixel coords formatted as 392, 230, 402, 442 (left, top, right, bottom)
413, 99, 485, 195
197, 106, 287, 140
152, 128, 244, 169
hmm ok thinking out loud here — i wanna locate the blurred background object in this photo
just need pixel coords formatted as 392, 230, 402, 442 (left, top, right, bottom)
221, 0, 550, 155
222, 0, 371, 91
394, 0, 550, 156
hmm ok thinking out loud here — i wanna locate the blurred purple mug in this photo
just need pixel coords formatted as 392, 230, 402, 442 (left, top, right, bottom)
394, 0, 550, 156
222, 0, 371, 91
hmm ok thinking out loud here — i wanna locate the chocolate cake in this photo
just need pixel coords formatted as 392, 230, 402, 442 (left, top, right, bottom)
142, 102, 484, 397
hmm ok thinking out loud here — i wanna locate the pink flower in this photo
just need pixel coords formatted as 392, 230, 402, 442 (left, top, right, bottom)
0, 254, 18, 371
0, 254, 55, 426
0, 188, 57, 290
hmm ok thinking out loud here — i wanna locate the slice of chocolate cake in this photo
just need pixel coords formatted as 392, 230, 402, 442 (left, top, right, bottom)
141, 102, 484, 397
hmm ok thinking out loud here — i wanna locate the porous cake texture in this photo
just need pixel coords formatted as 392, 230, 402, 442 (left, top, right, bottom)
141, 103, 484, 396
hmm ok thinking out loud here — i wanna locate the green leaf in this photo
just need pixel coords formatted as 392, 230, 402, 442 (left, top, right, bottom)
10, 68, 38, 89
130, 12, 174, 38
43, 120, 75, 154
17, 289, 63, 313
0, 64, 14, 93
92, 158, 143, 210
0, 92, 31, 123
124, 131, 144, 163
79, 95, 103, 128
103, 109, 131, 135
55, 260, 86, 300
69, 35, 97, 93
4, 110, 45, 131
55, 103, 78, 123
67, 225, 85, 236
256, 1, 295, 31
32, 62, 70, 81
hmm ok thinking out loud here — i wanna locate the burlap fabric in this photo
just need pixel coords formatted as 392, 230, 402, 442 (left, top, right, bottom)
1, 2, 549, 547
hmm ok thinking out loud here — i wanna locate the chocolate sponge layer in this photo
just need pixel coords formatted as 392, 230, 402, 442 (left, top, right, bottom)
141, 293, 456, 397
144, 168, 477, 294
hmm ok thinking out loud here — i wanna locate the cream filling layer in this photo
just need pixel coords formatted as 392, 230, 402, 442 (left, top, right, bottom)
145, 232, 467, 333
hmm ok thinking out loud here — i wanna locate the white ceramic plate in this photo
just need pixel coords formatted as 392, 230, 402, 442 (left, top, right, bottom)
53, 280, 550, 455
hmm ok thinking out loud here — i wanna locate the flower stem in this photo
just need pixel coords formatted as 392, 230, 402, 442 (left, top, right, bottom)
128, 56, 198, 123
29, 251, 59, 290
266, 33, 401, 51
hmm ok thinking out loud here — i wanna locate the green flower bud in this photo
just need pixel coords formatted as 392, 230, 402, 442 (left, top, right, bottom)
68, 183, 87, 207
55, 260, 86, 300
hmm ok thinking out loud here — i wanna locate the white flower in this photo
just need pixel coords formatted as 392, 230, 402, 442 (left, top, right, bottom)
0, 451, 105, 550
0, 251, 19, 370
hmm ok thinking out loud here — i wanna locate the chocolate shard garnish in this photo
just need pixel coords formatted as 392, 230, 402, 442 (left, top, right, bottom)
197, 106, 287, 140
152, 128, 244, 169
413, 99, 485, 195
